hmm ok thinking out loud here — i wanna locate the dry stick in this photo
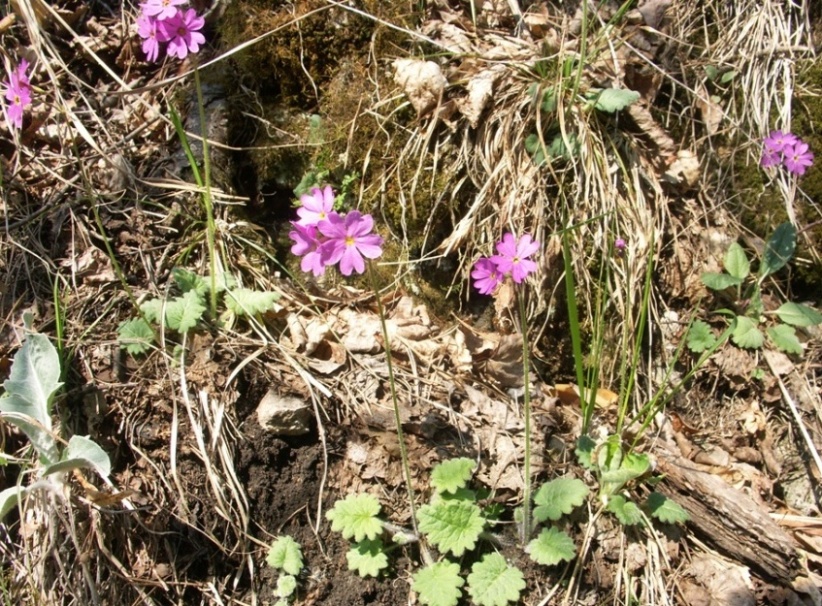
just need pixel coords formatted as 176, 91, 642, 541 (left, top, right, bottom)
518, 289, 533, 544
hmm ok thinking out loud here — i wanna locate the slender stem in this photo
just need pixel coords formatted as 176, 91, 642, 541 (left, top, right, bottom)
367, 264, 418, 535
518, 288, 532, 544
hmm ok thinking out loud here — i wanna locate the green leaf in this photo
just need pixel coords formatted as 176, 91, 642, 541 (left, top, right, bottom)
606, 495, 644, 526
0, 486, 25, 520
466, 553, 525, 606
266, 536, 304, 575
548, 133, 580, 159
575, 435, 596, 470
140, 298, 164, 324
346, 539, 389, 578
704, 65, 719, 81
720, 69, 737, 84
731, 316, 764, 349
724, 242, 750, 281
117, 318, 154, 355
430, 458, 476, 494
600, 453, 651, 496
646, 492, 689, 524
775, 302, 822, 327
540, 87, 558, 114
276, 575, 297, 598
701, 272, 742, 290
326, 493, 383, 542
767, 324, 803, 355
687, 320, 717, 353
172, 267, 208, 297
525, 133, 546, 166
761, 222, 796, 277
526, 526, 577, 566
225, 288, 281, 317
43, 435, 111, 479
594, 88, 641, 113
533, 477, 589, 523
165, 290, 206, 334
412, 561, 465, 606
0, 333, 62, 464
417, 500, 485, 556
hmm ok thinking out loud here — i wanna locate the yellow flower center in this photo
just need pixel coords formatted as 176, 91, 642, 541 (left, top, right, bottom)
345, 236, 355, 246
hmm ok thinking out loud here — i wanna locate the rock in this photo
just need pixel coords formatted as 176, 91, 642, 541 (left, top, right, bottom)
256, 389, 312, 436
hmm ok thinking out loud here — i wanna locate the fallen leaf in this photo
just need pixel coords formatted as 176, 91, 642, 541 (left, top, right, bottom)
393, 59, 447, 117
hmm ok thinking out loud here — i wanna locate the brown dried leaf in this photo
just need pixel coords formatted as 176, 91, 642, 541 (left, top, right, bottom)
393, 59, 447, 117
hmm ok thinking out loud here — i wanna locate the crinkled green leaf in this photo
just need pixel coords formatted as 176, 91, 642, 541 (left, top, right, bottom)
594, 88, 640, 113
139, 298, 164, 324
326, 493, 383, 542
533, 477, 589, 523
575, 435, 596, 470
607, 495, 644, 526
525, 133, 546, 166
526, 526, 577, 566
412, 561, 464, 606
346, 539, 389, 578
767, 324, 803, 355
761, 222, 796, 277
165, 290, 206, 334
117, 318, 154, 355
687, 320, 717, 353
600, 452, 651, 496
172, 267, 209, 297
775, 302, 822, 327
417, 500, 485, 556
701, 272, 742, 291
548, 133, 579, 159
275, 575, 297, 598
43, 435, 111, 479
225, 288, 281, 317
646, 492, 689, 524
430, 458, 476, 494
466, 553, 525, 606
723, 242, 750, 281
731, 316, 764, 349
266, 535, 304, 575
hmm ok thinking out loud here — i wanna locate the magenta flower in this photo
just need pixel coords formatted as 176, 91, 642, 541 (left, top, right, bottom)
140, 0, 186, 21
289, 223, 326, 277
318, 211, 383, 276
763, 130, 799, 153
471, 258, 503, 295
760, 149, 781, 168
296, 186, 335, 227
783, 141, 814, 176
490, 233, 539, 284
137, 14, 169, 62
4, 59, 32, 130
162, 8, 206, 60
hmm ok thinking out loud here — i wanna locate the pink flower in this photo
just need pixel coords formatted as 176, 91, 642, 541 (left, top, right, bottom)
4, 60, 32, 129
489, 232, 539, 283
296, 186, 335, 227
137, 14, 169, 62
162, 8, 206, 60
471, 258, 503, 295
760, 149, 781, 168
763, 130, 798, 153
289, 223, 326, 276
783, 141, 814, 176
140, 0, 186, 21
318, 211, 383, 276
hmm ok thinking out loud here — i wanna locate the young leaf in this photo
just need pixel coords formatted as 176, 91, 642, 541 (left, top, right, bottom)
525, 133, 546, 166
43, 435, 111, 479
731, 316, 764, 349
430, 458, 476, 494
646, 492, 689, 524
172, 267, 208, 297
417, 500, 485, 556
412, 561, 465, 606
266, 535, 304, 575
767, 324, 803, 355
276, 575, 297, 598
701, 272, 742, 291
117, 318, 155, 355
575, 435, 596, 470
140, 298, 164, 324
599, 453, 651, 496
466, 553, 526, 606
526, 526, 576, 566
775, 302, 822, 327
346, 539, 389, 578
548, 133, 579, 159
687, 320, 717, 353
594, 88, 640, 113
606, 495, 644, 526
225, 288, 281, 317
761, 222, 796, 277
165, 290, 206, 334
533, 477, 589, 523
723, 242, 750, 281
326, 493, 383, 542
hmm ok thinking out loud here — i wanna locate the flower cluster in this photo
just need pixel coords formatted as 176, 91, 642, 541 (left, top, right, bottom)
471, 233, 539, 295
288, 186, 383, 276
761, 130, 814, 176
4, 60, 32, 130
136, 0, 205, 62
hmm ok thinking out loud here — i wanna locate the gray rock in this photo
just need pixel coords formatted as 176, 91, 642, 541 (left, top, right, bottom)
256, 389, 312, 436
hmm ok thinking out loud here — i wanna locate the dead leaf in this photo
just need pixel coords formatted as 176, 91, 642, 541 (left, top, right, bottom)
695, 84, 724, 135
486, 334, 522, 387
393, 59, 447, 117
684, 554, 755, 606
456, 66, 504, 129
551, 384, 619, 409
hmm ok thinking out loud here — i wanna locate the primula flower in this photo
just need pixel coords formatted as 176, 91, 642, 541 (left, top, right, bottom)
137, 14, 169, 62
318, 211, 383, 276
162, 8, 206, 60
760, 149, 781, 168
140, 0, 187, 21
289, 223, 326, 277
763, 130, 799, 153
471, 258, 503, 295
4, 59, 32, 130
296, 186, 335, 227
490, 232, 539, 284
783, 141, 814, 176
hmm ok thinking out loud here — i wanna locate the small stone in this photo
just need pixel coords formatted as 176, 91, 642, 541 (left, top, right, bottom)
256, 389, 312, 436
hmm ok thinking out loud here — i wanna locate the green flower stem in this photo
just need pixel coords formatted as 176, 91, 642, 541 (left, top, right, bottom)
518, 289, 533, 544
367, 264, 419, 537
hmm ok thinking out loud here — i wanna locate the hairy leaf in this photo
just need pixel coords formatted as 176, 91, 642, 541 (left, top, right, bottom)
266, 535, 304, 575
165, 290, 206, 334
761, 222, 796, 277
533, 477, 589, 523
723, 242, 750, 281
417, 500, 485, 556
275, 575, 297, 598
326, 493, 383, 542
467, 553, 525, 606
346, 539, 388, 578
139, 298, 164, 324
412, 561, 464, 606
701, 272, 742, 291
0, 486, 24, 521
647, 492, 689, 524
117, 318, 154, 355
607, 495, 644, 526
525, 133, 546, 166
594, 88, 640, 113
172, 267, 208, 296
775, 302, 822, 327
731, 316, 764, 349
225, 288, 280, 317
767, 324, 803, 355
43, 435, 111, 479
526, 526, 576, 566
600, 452, 651, 496
687, 320, 717, 353
575, 435, 596, 470
430, 458, 476, 494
